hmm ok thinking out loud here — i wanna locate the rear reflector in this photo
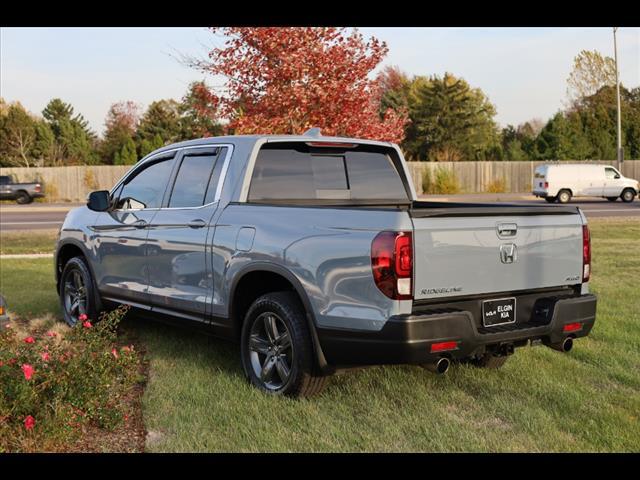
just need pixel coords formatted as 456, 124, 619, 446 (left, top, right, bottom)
430, 341, 458, 353
544, 182, 549, 188
563, 322, 582, 333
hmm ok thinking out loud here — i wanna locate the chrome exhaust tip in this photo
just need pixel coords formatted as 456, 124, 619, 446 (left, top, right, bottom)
423, 357, 450, 375
547, 337, 574, 353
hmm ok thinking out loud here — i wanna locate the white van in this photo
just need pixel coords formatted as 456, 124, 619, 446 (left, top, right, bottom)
532, 164, 639, 203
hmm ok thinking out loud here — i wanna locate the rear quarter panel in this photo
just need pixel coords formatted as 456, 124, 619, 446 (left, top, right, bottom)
212, 204, 413, 332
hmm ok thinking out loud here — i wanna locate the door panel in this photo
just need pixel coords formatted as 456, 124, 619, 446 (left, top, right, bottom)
603, 167, 622, 197
145, 206, 218, 316
93, 209, 158, 303
92, 153, 177, 304
144, 147, 224, 318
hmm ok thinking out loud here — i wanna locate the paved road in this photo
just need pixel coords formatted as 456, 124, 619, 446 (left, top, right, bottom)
0, 196, 638, 231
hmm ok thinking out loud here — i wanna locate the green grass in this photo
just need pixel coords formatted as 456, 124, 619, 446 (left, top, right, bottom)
0, 230, 58, 255
0, 219, 638, 452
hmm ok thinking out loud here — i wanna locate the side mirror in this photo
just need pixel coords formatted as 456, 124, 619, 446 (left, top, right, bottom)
87, 190, 111, 212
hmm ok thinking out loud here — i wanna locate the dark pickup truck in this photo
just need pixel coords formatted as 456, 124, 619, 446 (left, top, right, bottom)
0, 175, 45, 204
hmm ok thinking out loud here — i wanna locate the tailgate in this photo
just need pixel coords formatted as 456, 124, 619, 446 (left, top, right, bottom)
410, 203, 584, 301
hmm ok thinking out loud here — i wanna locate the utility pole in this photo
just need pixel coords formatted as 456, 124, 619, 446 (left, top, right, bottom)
613, 27, 623, 170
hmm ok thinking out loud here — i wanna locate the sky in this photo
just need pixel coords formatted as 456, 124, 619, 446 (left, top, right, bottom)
1, 27, 639, 136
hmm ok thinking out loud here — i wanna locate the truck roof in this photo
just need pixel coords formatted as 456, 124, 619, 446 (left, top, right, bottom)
147, 134, 395, 159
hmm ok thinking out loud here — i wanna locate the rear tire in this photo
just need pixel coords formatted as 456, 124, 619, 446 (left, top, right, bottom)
470, 353, 508, 369
15, 191, 31, 204
240, 291, 329, 398
544, 197, 556, 203
621, 189, 636, 203
557, 189, 572, 204
606, 197, 618, 202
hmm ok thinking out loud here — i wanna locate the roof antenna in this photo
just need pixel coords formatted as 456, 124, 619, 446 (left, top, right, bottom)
304, 127, 322, 137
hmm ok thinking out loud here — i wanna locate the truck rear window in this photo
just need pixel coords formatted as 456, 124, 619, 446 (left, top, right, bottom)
248, 143, 409, 203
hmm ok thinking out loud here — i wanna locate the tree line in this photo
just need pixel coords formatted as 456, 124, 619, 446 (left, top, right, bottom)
1, 28, 638, 168
0, 81, 222, 168
377, 51, 640, 162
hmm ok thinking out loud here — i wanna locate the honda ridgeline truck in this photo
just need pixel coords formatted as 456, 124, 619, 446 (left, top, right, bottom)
54, 131, 597, 397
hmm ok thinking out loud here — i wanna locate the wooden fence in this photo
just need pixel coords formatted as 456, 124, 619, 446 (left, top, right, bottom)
406, 160, 640, 195
2, 160, 639, 202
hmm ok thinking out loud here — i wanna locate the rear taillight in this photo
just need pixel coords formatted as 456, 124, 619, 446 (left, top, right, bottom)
371, 231, 413, 300
34, 184, 41, 193
544, 181, 549, 189
582, 224, 591, 282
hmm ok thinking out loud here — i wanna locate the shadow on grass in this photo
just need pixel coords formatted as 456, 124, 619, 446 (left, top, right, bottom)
120, 313, 246, 382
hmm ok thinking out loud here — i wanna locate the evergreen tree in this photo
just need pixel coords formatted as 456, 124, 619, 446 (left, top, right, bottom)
403, 73, 500, 161
114, 136, 138, 165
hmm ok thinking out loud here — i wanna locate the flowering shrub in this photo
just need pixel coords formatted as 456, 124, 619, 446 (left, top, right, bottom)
0, 305, 141, 452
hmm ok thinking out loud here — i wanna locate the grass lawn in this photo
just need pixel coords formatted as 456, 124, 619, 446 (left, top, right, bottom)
1, 219, 638, 452
0, 229, 58, 255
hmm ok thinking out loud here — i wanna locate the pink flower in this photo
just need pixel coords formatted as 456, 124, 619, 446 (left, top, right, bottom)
24, 336, 35, 344
5, 323, 11, 328
111, 348, 119, 359
41, 352, 50, 362
0, 361, 4, 367
46, 331, 57, 337
24, 415, 35, 430
82, 321, 92, 329
78, 314, 88, 322
21, 364, 34, 380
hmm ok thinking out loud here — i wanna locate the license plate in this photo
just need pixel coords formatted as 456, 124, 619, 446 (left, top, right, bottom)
482, 297, 516, 327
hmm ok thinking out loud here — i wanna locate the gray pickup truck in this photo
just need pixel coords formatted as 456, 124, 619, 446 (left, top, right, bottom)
54, 132, 597, 397
0, 174, 45, 204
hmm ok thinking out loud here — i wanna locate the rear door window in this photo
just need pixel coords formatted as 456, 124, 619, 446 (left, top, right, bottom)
248, 143, 408, 202
168, 149, 221, 208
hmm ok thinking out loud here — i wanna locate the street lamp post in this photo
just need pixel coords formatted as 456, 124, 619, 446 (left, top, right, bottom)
613, 27, 623, 170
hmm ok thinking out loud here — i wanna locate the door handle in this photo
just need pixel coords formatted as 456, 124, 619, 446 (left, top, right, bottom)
188, 219, 206, 229
133, 219, 148, 229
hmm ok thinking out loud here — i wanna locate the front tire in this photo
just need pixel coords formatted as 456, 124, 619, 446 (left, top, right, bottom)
621, 189, 636, 203
557, 189, 572, 204
240, 292, 329, 398
59, 257, 97, 326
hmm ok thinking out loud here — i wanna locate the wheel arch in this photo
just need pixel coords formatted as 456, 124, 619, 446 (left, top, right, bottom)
229, 262, 331, 374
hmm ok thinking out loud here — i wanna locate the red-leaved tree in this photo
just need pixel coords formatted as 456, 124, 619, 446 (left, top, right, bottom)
193, 27, 408, 143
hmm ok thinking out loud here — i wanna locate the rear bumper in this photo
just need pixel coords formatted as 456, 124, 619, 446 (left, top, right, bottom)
317, 293, 597, 367
532, 190, 549, 198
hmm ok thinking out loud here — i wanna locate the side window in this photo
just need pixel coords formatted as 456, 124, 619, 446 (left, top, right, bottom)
168, 150, 221, 208
605, 167, 619, 180
117, 156, 175, 210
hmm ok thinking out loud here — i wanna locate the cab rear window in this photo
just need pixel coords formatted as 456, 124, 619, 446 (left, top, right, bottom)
248, 143, 409, 203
